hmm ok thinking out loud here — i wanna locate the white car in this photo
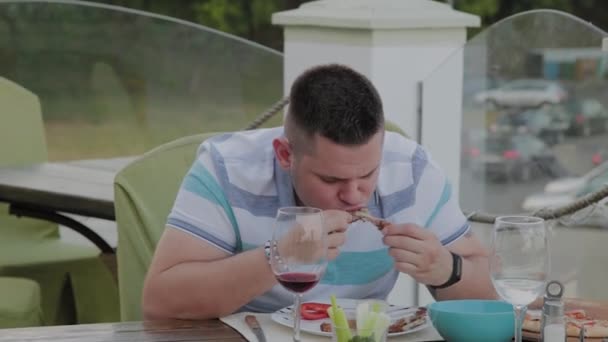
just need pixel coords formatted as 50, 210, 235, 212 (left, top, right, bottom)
474, 79, 568, 108
521, 192, 578, 212
543, 161, 608, 194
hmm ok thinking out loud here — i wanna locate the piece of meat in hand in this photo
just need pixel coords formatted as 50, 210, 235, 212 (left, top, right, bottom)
351, 209, 390, 230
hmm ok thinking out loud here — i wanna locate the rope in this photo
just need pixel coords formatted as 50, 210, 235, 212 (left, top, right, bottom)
465, 185, 608, 224
243, 97, 289, 130
245, 99, 608, 225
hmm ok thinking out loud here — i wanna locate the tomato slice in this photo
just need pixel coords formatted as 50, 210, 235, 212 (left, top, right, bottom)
300, 302, 331, 320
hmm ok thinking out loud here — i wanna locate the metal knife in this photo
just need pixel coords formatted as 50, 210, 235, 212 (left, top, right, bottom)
245, 314, 267, 342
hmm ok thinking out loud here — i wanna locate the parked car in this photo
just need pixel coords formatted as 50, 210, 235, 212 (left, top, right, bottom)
494, 106, 570, 145
563, 98, 608, 136
461, 129, 487, 169
474, 79, 568, 108
521, 167, 608, 227
469, 132, 561, 182
463, 76, 503, 101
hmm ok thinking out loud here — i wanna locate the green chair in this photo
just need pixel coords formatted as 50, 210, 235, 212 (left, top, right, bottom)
0, 277, 43, 328
0, 77, 119, 325
114, 132, 218, 321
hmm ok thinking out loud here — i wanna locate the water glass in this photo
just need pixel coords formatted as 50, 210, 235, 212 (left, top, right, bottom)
490, 215, 549, 342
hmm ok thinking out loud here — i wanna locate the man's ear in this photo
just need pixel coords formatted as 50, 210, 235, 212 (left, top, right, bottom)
273, 137, 292, 170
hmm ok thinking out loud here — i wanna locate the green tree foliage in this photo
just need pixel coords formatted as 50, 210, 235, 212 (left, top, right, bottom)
442, 0, 607, 35
95, 0, 308, 50
91, 1, 608, 50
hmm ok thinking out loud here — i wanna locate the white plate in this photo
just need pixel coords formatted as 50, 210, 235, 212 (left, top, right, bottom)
270, 298, 430, 337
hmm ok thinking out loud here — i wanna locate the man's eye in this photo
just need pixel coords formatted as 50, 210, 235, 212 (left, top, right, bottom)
320, 177, 338, 184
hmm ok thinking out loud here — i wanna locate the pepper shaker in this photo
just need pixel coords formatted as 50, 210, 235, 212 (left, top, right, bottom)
541, 280, 566, 342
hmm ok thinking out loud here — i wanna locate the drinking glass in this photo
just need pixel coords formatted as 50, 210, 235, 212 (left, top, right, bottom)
270, 207, 328, 342
490, 216, 549, 342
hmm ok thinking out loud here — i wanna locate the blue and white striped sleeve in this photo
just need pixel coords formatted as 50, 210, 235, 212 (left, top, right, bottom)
166, 144, 241, 254
416, 149, 470, 246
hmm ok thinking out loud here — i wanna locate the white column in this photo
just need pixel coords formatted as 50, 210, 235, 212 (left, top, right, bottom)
273, 0, 479, 306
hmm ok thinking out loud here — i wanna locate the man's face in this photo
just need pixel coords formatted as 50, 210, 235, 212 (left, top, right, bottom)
285, 132, 383, 211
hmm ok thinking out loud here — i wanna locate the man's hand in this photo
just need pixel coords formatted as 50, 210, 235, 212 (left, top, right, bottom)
323, 210, 353, 260
276, 210, 352, 262
382, 223, 453, 286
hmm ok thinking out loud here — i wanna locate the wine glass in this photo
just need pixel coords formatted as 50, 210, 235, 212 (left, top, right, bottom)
270, 206, 328, 342
490, 216, 549, 342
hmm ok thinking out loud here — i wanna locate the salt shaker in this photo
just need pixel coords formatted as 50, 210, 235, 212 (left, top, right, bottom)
541, 280, 566, 342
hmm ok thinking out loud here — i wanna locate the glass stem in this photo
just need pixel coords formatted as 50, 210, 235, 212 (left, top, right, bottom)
293, 293, 302, 342
514, 305, 527, 342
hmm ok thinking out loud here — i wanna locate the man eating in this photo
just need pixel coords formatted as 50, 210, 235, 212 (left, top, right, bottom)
142, 63, 497, 320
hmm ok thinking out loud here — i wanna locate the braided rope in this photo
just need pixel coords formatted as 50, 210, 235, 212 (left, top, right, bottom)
245, 99, 608, 225
243, 97, 289, 130
465, 185, 608, 224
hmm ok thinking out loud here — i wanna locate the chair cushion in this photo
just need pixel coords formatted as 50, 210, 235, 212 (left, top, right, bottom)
0, 277, 43, 328
0, 239, 98, 267
0, 243, 119, 325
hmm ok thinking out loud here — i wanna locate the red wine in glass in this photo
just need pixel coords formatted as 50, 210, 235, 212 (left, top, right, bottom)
271, 206, 327, 342
276, 272, 320, 293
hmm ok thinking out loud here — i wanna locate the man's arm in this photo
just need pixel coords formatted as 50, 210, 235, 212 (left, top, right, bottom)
143, 209, 353, 320
430, 229, 498, 300
142, 227, 277, 320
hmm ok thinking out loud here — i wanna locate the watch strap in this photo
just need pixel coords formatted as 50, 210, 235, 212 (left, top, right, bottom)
429, 252, 462, 289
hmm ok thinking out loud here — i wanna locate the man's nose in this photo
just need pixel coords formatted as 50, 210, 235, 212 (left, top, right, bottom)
339, 181, 364, 205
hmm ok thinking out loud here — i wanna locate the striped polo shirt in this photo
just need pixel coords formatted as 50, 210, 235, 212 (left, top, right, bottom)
167, 127, 469, 312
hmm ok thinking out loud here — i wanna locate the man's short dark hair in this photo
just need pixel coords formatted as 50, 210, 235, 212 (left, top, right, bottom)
287, 64, 384, 146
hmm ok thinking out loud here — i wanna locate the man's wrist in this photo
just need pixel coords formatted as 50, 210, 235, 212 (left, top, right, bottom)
429, 251, 462, 289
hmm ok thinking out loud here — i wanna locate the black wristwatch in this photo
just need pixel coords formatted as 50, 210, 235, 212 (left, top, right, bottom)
429, 252, 462, 289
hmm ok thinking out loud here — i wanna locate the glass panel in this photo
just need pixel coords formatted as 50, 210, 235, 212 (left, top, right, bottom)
0, 1, 283, 161
424, 10, 608, 301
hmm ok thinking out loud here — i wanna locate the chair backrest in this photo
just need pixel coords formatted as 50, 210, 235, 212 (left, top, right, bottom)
114, 132, 218, 321
0, 77, 57, 239
0, 77, 47, 165
385, 120, 409, 139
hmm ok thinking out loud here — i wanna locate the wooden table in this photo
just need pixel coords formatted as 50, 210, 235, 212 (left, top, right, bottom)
0, 320, 246, 342
0, 300, 605, 342
0, 157, 135, 253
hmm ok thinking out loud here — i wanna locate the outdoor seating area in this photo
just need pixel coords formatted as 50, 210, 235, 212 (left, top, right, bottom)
0, 75, 119, 326
0, 0, 607, 341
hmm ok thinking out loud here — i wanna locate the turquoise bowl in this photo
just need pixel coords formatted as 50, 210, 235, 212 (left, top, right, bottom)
427, 300, 514, 342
